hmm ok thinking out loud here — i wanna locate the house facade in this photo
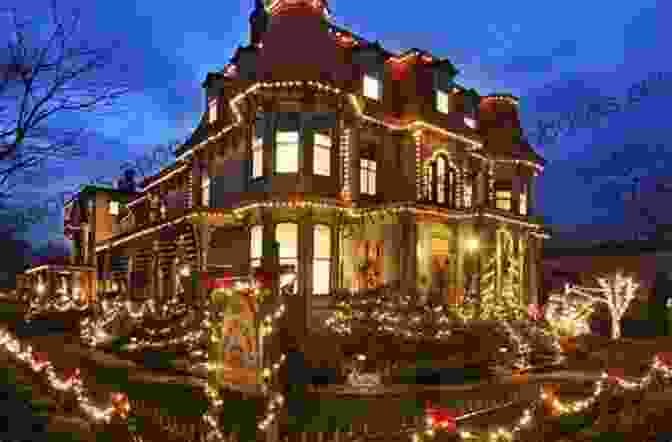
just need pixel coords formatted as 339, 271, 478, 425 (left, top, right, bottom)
47, 0, 546, 330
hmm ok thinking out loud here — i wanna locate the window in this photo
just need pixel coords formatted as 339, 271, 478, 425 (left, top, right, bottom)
208, 98, 218, 123
463, 179, 473, 208
109, 201, 119, 215
275, 131, 299, 173
313, 132, 331, 176
496, 190, 512, 211
201, 173, 210, 207
252, 137, 263, 178
437, 157, 446, 203
363, 74, 381, 100
436, 89, 450, 114
276, 223, 298, 294
250, 225, 263, 270
313, 225, 331, 295
427, 155, 455, 206
360, 158, 376, 195
519, 183, 528, 215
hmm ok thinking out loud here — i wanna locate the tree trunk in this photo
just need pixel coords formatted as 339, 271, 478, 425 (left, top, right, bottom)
611, 312, 621, 340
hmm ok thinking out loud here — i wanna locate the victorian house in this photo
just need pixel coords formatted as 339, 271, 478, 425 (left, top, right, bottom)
43, 0, 547, 330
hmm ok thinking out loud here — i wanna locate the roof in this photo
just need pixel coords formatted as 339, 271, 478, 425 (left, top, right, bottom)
64, 185, 140, 208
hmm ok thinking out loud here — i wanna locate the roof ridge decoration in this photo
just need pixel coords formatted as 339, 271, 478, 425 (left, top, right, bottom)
265, 0, 330, 17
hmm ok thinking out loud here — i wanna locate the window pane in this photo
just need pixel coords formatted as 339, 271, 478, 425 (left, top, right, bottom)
253, 142, 263, 178
276, 131, 299, 143
436, 90, 449, 114
463, 182, 473, 208
209, 99, 217, 123
276, 223, 298, 259
109, 201, 119, 215
313, 225, 330, 258
314, 133, 331, 147
496, 191, 512, 211
251, 225, 263, 260
313, 260, 330, 295
276, 144, 298, 173
369, 169, 376, 195
314, 145, 330, 176
363, 75, 380, 100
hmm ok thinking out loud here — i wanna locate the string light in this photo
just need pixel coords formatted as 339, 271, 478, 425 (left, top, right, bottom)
0, 328, 130, 423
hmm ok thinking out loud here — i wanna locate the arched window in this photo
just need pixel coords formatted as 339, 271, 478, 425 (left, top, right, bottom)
250, 225, 263, 270
313, 225, 331, 295
276, 223, 298, 294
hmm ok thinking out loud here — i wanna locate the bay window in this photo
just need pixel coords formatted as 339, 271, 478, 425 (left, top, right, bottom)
275, 131, 299, 173
276, 223, 298, 293
313, 132, 332, 176
313, 225, 331, 295
360, 157, 376, 195
250, 225, 263, 270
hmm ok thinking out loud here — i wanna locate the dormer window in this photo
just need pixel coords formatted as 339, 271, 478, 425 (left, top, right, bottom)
109, 201, 119, 215
208, 98, 218, 124
363, 74, 381, 100
436, 89, 450, 114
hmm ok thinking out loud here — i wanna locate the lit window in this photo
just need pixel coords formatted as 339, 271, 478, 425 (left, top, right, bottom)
463, 181, 473, 208
520, 184, 528, 215
208, 98, 218, 123
363, 74, 381, 100
109, 201, 119, 215
250, 225, 263, 269
253, 137, 263, 178
496, 190, 512, 211
436, 89, 450, 114
313, 132, 331, 176
201, 173, 210, 207
275, 131, 299, 173
313, 225, 331, 295
276, 223, 298, 294
437, 157, 446, 203
360, 158, 376, 195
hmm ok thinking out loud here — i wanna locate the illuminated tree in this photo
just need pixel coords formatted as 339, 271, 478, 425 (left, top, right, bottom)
565, 272, 639, 340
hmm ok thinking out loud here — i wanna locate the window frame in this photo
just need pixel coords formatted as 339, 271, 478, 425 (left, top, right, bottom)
363, 73, 381, 101
313, 131, 332, 176
436, 89, 450, 114
275, 131, 300, 174
109, 200, 120, 215
360, 157, 377, 195
208, 98, 218, 124
252, 136, 264, 179
250, 225, 263, 270
313, 224, 331, 295
276, 223, 298, 294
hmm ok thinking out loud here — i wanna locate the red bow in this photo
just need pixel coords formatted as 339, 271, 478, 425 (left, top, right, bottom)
206, 272, 234, 289
254, 269, 273, 289
426, 403, 460, 432
606, 367, 626, 383
62, 367, 81, 382
656, 352, 672, 368
528, 303, 543, 321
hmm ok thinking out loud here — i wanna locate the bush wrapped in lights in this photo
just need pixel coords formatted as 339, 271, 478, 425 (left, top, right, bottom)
545, 292, 595, 338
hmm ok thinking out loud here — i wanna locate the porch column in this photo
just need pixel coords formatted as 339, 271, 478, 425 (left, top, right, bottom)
127, 255, 134, 301
299, 215, 313, 331
350, 123, 361, 201
153, 240, 160, 300
399, 211, 417, 295
528, 235, 539, 305
529, 175, 537, 216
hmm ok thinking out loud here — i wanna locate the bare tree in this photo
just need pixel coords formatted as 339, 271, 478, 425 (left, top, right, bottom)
565, 272, 639, 340
0, 1, 130, 198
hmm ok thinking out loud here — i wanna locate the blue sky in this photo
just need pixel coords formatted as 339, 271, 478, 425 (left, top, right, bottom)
5, 0, 672, 248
